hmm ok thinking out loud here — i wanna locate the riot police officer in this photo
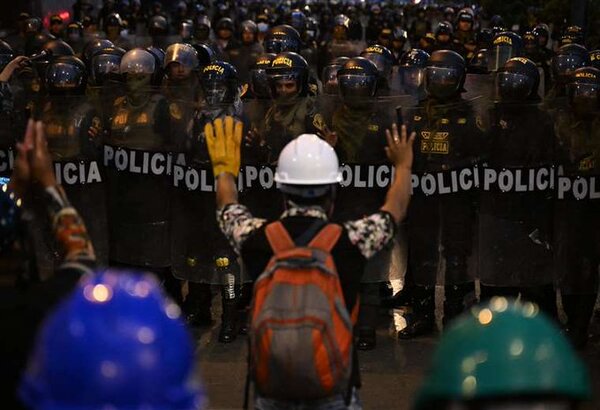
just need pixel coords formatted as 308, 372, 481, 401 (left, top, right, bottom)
313, 57, 394, 349
546, 43, 589, 103
87, 46, 126, 126
479, 57, 556, 317
228, 20, 264, 84
489, 31, 524, 72
400, 50, 484, 338
104, 13, 132, 50
433, 21, 454, 52
170, 60, 242, 341
105, 48, 177, 297
213, 17, 241, 62
40, 55, 108, 269
322, 15, 363, 73
264, 24, 302, 54
553, 67, 600, 349
453, 8, 476, 59
360, 44, 394, 95
398, 48, 429, 101
321, 56, 349, 95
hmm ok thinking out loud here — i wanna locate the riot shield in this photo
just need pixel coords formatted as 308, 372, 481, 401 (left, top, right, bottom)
168, 96, 245, 285
551, 108, 600, 295
103, 86, 174, 268
23, 95, 109, 277
478, 101, 554, 288
402, 99, 487, 287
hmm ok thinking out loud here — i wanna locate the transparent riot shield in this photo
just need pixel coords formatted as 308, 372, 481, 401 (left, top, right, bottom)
103, 86, 174, 268
478, 102, 555, 290
402, 99, 488, 287
551, 106, 600, 296
168, 95, 245, 285
316, 94, 416, 284
24, 94, 110, 278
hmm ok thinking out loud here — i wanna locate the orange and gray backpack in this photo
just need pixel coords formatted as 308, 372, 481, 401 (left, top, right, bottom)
248, 221, 358, 401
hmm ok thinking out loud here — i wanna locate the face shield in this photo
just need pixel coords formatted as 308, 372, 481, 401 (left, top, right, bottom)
91, 54, 122, 85
164, 44, 198, 72
45, 63, 84, 93
201, 79, 235, 106
250, 68, 271, 98
180, 23, 193, 40
567, 82, 599, 114
553, 54, 587, 79
425, 66, 462, 100
268, 71, 301, 102
338, 73, 377, 106
322, 65, 342, 94
361, 52, 391, 78
496, 71, 535, 101
265, 37, 299, 54
400, 66, 425, 91
489, 44, 518, 72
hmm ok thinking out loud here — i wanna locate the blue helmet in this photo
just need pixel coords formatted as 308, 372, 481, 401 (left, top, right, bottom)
20, 270, 205, 410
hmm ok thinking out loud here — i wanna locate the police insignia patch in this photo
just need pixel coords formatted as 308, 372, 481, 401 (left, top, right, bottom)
169, 103, 182, 120
312, 113, 326, 131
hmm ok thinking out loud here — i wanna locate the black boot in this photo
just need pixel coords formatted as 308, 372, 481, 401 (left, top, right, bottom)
237, 283, 253, 335
218, 271, 238, 343
381, 283, 416, 309
357, 284, 379, 350
443, 282, 475, 328
562, 293, 596, 350
185, 283, 213, 327
398, 285, 435, 339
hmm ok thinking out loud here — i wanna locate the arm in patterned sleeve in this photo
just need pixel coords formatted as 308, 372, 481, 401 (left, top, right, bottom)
343, 211, 396, 259
217, 203, 267, 252
43, 185, 96, 274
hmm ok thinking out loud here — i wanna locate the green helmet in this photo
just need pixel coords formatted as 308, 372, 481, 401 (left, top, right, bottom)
414, 298, 591, 410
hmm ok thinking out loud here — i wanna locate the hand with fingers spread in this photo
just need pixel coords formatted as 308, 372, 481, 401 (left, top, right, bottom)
204, 115, 244, 178
385, 123, 415, 171
8, 119, 36, 198
29, 121, 56, 188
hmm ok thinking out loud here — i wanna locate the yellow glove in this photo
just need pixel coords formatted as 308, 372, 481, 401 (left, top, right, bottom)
204, 115, 243, 177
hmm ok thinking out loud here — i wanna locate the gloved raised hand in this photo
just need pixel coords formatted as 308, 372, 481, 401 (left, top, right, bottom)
204, 115, 244, 178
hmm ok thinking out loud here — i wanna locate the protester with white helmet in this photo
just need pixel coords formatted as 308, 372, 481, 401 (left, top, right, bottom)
204, 116, 414, 409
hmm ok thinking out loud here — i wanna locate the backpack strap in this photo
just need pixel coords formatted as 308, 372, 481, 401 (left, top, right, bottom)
308, 224, 343, 253
265, 221, 295, 255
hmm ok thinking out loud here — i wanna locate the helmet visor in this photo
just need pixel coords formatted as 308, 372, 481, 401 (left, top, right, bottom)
424, 66, 462, 99
400, 66, 425, 89
121, 56, 155, 75
553, 54, 587, 77
338, 74, 377, 98
361, 52, 391, 77
567, 82, 599, 112
496, 71, 535, 101
164, 44, 199, 70
202, 80, 232, 105
265, 37, 299, 54
250, 68, 271, 98
92, 54, 121, 83
489, 44, 517, 72
45, 63, 84, 90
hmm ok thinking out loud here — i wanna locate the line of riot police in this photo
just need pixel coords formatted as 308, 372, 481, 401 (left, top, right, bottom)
1, 4, 599, 351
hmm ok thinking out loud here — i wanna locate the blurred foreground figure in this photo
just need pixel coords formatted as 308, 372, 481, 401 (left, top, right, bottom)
414, 298, 591, 410
20, 270, 206, 410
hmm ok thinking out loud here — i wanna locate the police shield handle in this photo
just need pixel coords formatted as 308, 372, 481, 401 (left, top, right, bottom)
382, 124, 416, 224
205, 116, 244, 178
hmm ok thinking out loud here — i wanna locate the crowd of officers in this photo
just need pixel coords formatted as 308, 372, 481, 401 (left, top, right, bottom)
0, 0, 599, 360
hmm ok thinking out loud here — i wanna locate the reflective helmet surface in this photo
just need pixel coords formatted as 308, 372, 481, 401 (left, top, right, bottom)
496, 57, 540, 101
264, 25, 302, 53
414, 298, 591, 410
200, 60, 239, 106
45, 56, 87, 95
489, 31, 524, 72
425, 49, 466, 100
337, 56, 379, 100
19, 271, 205, 410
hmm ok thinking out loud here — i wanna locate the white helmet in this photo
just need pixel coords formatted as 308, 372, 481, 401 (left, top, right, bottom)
275, 134, 341, 195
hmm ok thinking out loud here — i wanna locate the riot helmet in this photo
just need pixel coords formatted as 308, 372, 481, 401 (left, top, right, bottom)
589, 50, 600, 70
24, 17, 42, 36
496, 57, 540, 102
425, 50, 466, 101
305, 17, 319, 42
215, 17, 234, 40
443, 7, 455, 24
43, 39, 75, 57
45, 56, 87, 95
561, 25, 584, 46
0, 40, 15, 72
49, 14, 64, 37
90, 46, 125, 86
360, 44, 393, 80
288, 9, 307, 34
322, 56, 349, 95
477, 28, 494, 50
333, 14, 350, 41
66, 22, 84, 44
241, 20, 258, 45
413, 298, 591, 410
566, 67, 600, 115
489, 31, 524, 72
552, 43, 589, 84
200, 60, 239, 106
267, 52, 308, 102
392, 29, 408, 51
435, 21, 454, 46
19, 271, 205, 410
25, 33, 55, 57
250, 53, 276, 98
164, 43, 199, 82
468, 49, 489, 74
533, 24, 550, 48
523, 31, 538, 55
337, 57, 379, 104
146, 46, 165, 85
377, 28, 394, 49
104, 12, 123, 39
194, 15, 211, 41
264, 25, 302, 54
399, 49, 430, 92
82, 39, 115, 66
148, 15, 168, 37
179, 19, 194, 42
191, 43, 216, 68
489, 15, 505, 30
457, 8, 474, 32
121, 48, 156, 93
